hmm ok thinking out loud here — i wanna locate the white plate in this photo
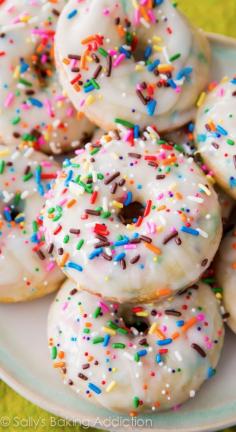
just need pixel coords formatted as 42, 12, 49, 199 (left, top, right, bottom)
1, 33, 236, 432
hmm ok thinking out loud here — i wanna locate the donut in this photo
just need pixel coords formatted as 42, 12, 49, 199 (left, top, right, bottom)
0, 144, 64, 302
42, 129, 222, 303
195, 79, 236, 199
48, 279, 224, 414
215, 227, 236, 333
0, 0, 94, 154
55, 0, 210, 132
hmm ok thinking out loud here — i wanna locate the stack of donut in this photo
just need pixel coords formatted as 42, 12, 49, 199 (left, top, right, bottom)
0, 0, 235, 417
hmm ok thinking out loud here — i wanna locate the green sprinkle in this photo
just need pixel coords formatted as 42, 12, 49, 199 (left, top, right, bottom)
77, 239, 84, 250
51, 346, 57, 360
134, 353, 140, 362
19, 78, 32, 87
48, 207, 55, 214
115, 118, 135, 128
0, 160, 5, 174
90, 147, 100, 156
98, 47, 108, 57
53, 214, 62, 222
107, 320, 118, 330
12, 116, 21, 125
101, 211, 111, 219
157, 139, 167, 145
133, 396, 139, 409
174, 144, 185, 153
97, 173, 104, 180
91, 78, 100, 89
63, 235, 70, 244
92, 336, 104, 344
32, 221, 38, 233
169, 53, 181, 62
112, 343, 126, 349
83, 328, 90, 334
93, 306, 101, 318
227, 139, 235, 146
117, 328, 128, 335
23, 172, 33, 182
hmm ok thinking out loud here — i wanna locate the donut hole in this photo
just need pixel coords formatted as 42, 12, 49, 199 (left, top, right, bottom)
2, 196, 24, 222
31, 46, 54, 88
118, 304, 149, 335
118, 201, 144, 225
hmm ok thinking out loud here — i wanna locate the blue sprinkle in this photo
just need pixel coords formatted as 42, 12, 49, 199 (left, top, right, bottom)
181, 226, 199, 236
67, 9, 78, 19
15, 215, 25, 224
20, 60, 29, 74
28, 97, 43, 108
231, 78, 236, 85
88, 248, 103, 260
157, 338, 173, 346
168, 79, 177, 89
35, 166, 41, 184
84, 85, 95, 93
147, 59, 160, 72
31, 233, 38, 244
114, 237, 129, 247
188, 122, 195, 133
63, 159, 72, 168
67, 262, 83, 272
134, 125, 140, 139
103, 334, 110, 347
137, 349, 148, 357
114, 252, 126, 262
65, 169, 73, 186
154, 0, 164, 4
88, 383, 102, 394
207, 367, 216, 379
119, 46, 131, 58
37, 183, 44, 196
216, 125, 228, 136
176, 320, 185, 327
229, 177, 236, 189
124, 191, 133, 206
156, 353, 162, 363
176, 67, 193, 80
147, 99, 157, 116
3, 209, 12, 222
144, 45, 152, 60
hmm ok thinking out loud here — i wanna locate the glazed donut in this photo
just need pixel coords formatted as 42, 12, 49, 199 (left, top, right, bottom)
42, 129, 222, 303
48, 279, 224, 414
215, 228, 236, 333
195, 79, 236, 199
55, 0, 210, 132
0, 0, 94, 154
0, 144, 64, 302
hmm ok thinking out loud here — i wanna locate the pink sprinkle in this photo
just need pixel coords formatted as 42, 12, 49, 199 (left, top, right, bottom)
62, 302, 69, 311
99, 301, 110, 313
103, 8, 110, 15
124, 244, 137, 250
46, 261, 56, 272
75, 148, 85, 155
134, 9, 140, 25
148, 9, 156, 23
66, 107, 74, 117
4, 92, 14, 107
41, 160, 52, 167
197, 313, 205, 322
44, 99, 53, 117
58, 198, 68, 207
108, 49, 117, 56
113, 53, 126, 68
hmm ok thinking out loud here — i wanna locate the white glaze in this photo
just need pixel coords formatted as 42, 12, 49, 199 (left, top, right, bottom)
215, 227, 236, 333
55, 0, 210, 132
48, 279, 224, 414
0, 0, 94, 154
0, 145, 64, 302
42, 129, 222, 303
195, 80, 236, 198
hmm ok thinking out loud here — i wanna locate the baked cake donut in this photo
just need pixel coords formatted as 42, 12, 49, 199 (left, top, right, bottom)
215, 227, 236, 333
55, 0, 210, 132
48, 279, 224, 414
0, 145, 64, 302
0, 0, 94, 154
42, 129, 222, 303
195, 79, 236, 198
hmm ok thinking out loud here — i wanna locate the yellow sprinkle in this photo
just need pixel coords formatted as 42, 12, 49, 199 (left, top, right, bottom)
149, 322, 157, 335
106, 381, 117, 393
86, 95, 96, 106
221, 76, 229, 83
13, 65, 20, 79
104, 276, 110, 282
153, 45, 163, 52
102, 327, 116, 336
135, 64, 144, 72
152, 36, 162, 43
216, 293, 222, 300
206, 174, 215, 185
199, 183, 211, 196
136, 311, 149, 317
0, 148, 10, 157
196, 92, 206, 108
112, 200, 123, 209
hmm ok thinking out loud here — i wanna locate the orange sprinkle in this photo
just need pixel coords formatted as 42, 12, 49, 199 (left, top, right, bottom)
175, 192, 183, 200
59, 252, 69, 267
171, 332, 180, 340
85, 322, 92, 328
88, 355, 94, 362
116, 24, 125, 38
53, 362, 65, 368
73, 83, 81, 92
140, 6, 150, 21
81, 35, 98, 45
182, 317, 197, 332
67, 199, 77, 208
158, 64, 174, 73
77, 111, 84, 120
232, 262, 236, 270
162, 156, 177, 166
145, 242, 161, 255
156, 288, 172, 298
58, 351, 65, 359
232, 243, 236, 249
155, 328, 166, 340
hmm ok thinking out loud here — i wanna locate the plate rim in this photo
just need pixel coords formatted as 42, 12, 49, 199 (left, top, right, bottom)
1, 31, 236, 432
